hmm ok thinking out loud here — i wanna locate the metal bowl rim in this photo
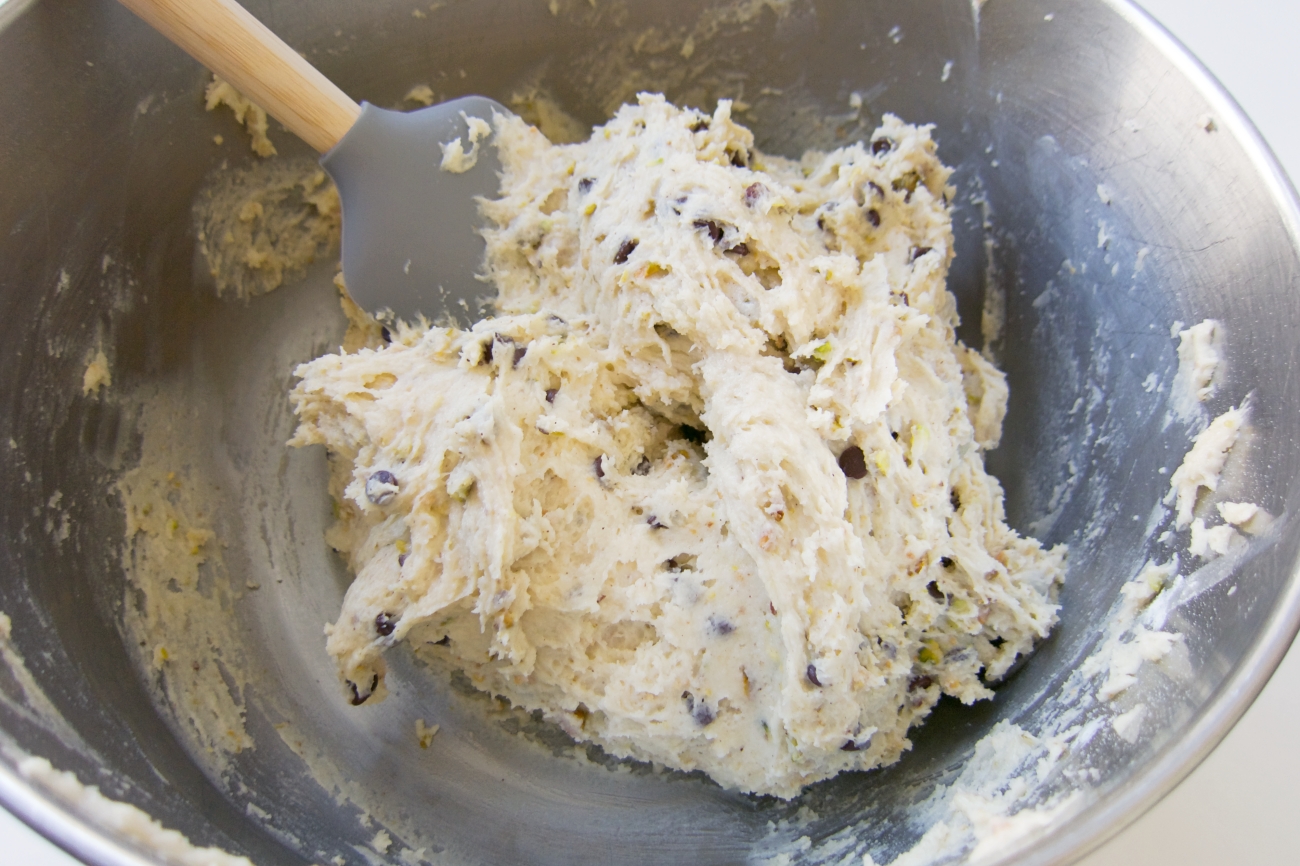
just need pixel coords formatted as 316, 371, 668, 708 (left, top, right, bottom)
985, 2, 1300, 862
1, 1, 1299, 864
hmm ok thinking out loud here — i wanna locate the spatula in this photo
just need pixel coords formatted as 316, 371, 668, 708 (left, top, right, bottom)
118, 0, 507, 325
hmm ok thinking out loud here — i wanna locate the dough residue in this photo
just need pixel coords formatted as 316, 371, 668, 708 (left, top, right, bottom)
205, 75, 276, 158
82, 348, 112, 395
404, 85, 436, 108
1079, 559, 1179, 702
1171, 318, 1223, 419
194, 158, 341, 299
290, 95, 1065, 798
16, 754, 253, 866
439, 113, 494, 173
1168, 403, 1246, 529
117, 415, 254, 758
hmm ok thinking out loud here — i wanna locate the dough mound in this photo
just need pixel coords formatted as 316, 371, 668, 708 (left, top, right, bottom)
290, 95, 1065, 798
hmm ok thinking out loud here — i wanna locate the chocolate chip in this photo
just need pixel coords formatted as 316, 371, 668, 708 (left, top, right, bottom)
482, 333, 513, 364
365, 470, 399, 505
908, 674, 933, 692
578, 177, 595, 193
927, 581, 945, 600
871, 138, 893, 156
940, 556, 955, 570
545, 388, 558, 403
398, 553, 407, 567
690, 118, 710, 132
679, 424, 708, 444
841, 739, 867, 752
770, 602, 778, 616
990, 636, 1006, 648
743, 182, 764, 206
647, 515, 666, 530
375, 612, 397, 636
838, 445, 867, 479
806, 664, 823, 687
434, 635, 452, 646
665, 557, 682, 573
910, 246, 933, 262
868, 181, 885, 199
614, 239, 638, 264
512, 345, 528, 367
633, 456, 652, 475
694, 219, 724, 244
727, 242, 749, 256
729, 148, 748, 167
708, 615, 735, 636
348, 673, 379, 706
380, 326, 392, 343
683, 692, 715, 726
866, 208, 881, 228
593, 456, 605, 479
950, 489, 961, 510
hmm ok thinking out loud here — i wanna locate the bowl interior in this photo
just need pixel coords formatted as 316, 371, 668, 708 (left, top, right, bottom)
1, 1, 1299, 865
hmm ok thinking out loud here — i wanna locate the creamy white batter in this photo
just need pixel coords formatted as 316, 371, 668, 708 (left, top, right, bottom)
290, 95, 1065, 797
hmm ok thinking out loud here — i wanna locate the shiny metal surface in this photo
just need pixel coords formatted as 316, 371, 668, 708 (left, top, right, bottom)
0, 1, 1298, 865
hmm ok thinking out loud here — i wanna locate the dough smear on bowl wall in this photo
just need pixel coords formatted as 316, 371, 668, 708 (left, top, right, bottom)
4, 2, 1300, 866
290, 94, 1066, 798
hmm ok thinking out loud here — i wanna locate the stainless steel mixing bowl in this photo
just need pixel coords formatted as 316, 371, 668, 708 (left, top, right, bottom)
2, 1, 1299, 864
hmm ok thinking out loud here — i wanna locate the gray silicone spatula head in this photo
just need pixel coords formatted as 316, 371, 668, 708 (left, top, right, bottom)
321, 97, 507, 327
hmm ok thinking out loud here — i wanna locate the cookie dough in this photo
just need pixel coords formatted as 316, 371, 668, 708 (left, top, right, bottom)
290, 95, 1065, 797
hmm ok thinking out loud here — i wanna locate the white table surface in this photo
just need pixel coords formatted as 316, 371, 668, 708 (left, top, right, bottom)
3, 0, 1298, 863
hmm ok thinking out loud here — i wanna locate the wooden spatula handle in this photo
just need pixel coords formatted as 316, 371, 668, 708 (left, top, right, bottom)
118, 0, 361, 152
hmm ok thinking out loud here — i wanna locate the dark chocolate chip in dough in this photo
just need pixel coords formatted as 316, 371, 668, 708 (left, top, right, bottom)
908, 674, 933, 692
838, 446, 867, 480
365, 470, 399, 505
694, 219, 725, 244
348, 674, 379, 706
679, 424, 708, 445
614, 238, 639, 264
708, 615, 735, 636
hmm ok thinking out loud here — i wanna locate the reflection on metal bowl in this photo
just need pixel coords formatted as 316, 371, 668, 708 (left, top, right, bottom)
0, 1, 1298, 865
